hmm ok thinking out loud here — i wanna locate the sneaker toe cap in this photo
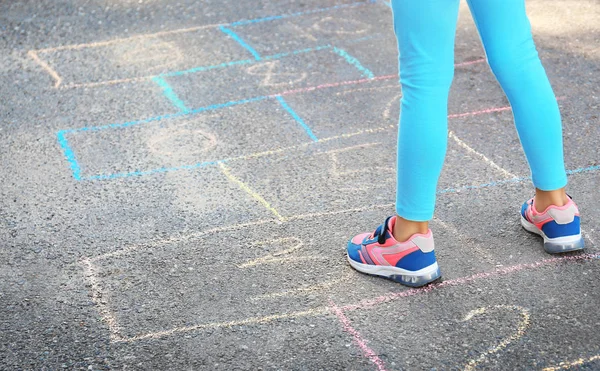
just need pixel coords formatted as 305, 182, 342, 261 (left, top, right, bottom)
346, 239, 364, 263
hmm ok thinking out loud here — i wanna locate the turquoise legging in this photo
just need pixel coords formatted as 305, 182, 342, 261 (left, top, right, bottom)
392, 0, 568, 221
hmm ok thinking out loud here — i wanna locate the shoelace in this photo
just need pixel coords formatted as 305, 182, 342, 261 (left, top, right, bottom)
371, 216, 393, 245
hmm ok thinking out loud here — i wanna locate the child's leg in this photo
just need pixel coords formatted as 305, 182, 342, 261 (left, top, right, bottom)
391, 0, 460, 239
467, 0, 569, 209
467, 0, 582, 253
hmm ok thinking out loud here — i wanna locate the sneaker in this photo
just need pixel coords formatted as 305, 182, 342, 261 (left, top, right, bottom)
520, 197, 584, 253
346, 216, 441, 287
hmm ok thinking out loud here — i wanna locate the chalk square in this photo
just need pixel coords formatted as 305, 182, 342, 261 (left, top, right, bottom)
63, 99, 315, 180
167, 47, 373, 110
87, 219, 351, 338
220, 128, 506, 217
274, 79, 401, 139
232, 1, 390, 56
35, 27, 249, 88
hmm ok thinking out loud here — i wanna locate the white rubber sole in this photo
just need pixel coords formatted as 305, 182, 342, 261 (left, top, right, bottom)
347, 255, 441, 287
520, 216, 584, 253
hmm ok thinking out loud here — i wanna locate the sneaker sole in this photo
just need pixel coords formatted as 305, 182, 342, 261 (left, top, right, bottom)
520, 216, 584, 254
347, 255, 441, 287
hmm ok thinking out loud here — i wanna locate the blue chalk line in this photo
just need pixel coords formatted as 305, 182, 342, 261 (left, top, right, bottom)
85, 160, 223, 181
152, 76, 190, 113
219, 25, 261, 61
276, 96, 318, 142
332, 47, 375, 79
56, 130, 82, 181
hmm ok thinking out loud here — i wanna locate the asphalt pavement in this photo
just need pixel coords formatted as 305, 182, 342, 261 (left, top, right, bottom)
1, 0, 599, 369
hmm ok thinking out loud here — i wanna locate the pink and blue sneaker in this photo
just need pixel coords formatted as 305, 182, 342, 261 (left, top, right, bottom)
521, 196, 584, 253
346, 216, 441, 287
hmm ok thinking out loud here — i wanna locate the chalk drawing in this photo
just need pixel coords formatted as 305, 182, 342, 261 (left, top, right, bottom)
312, 16, 372, 35
146, 120, 217, 157
461, 305, 530, 371
582, 229, 596, 247
219, 25, 262, 60
229, 0, 376, 27
33, 23, 223, 54
287, 23, 319, 42
29, 1, 379, 89
246, 60, 309, 87
275, 95, 318, 141
340, 252, 600, 312
152, 76, 190, 113
285, 16, 372, 43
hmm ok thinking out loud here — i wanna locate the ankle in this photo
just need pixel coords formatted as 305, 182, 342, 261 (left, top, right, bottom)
392, 216, 429, 242
534, 188, 569, 212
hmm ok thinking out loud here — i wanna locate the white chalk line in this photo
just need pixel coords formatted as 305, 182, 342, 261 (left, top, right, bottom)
449, 130, 518, 179
462, 305, 530, 371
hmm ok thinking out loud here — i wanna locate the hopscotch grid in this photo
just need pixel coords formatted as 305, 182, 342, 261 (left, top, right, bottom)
80, 124, 396, 181
111, 44, 374, 121
27, 1, 600, 364
58, 59, 485, 181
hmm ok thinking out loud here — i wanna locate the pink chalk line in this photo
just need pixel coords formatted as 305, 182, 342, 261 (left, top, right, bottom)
329, 299, 388, 371
447, 96, 566, 119
448, 106, 512, 118
271, 58, 486, 98
341, 252, 599, 312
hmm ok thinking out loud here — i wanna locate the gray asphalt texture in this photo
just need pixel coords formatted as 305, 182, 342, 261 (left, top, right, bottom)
1, 0, 599, 370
